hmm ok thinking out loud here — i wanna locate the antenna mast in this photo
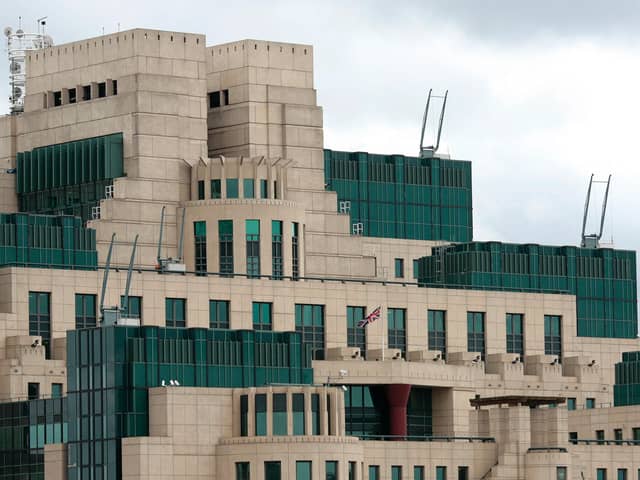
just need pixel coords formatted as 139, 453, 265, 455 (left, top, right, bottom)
419, 89, 448, 158
580, 174, 612, 249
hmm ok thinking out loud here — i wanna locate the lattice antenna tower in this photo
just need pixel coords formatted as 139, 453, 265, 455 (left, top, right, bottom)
4, 17, 53, 114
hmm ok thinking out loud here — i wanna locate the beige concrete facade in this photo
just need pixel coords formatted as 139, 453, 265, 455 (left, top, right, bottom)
0, 27, 638, 480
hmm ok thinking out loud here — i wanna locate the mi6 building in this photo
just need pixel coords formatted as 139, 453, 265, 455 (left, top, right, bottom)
0, 26, 638, 480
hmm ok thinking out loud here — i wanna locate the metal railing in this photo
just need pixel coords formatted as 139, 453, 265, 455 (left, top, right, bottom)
570, 439, 640, 446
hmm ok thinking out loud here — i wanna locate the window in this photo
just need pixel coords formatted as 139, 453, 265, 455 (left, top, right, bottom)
219, 220, 234, 275
436, 466, 447, 480
369, 466, 380, 480
297, 462, 312, 480
392, 466, 402, 480
347, 306, 367, 359
349, 462, 356, 480
568, 432, 578, 444
544, 315, 562, 360
236, 463, 250, 480
82, 85, 91, 101
246, 220, 260, 278
28, 382, 40, 400
597, 469, 607, 480
506, 313, 524, 357
428, 310, 446, 359
255, 394, 267, 436
388, 308, 406, 356
557, 467, 567, 480
614, 428, 623, 443
51, 383, 63, 398
296, 304, 325, 360
240, 395, 248, 436
75, 294, 96, 329
414, 466, 424, 480
633, 427, 640, 441
326, 461, 338, 480
227, 178, 239, 198
29, 292, 51, 359
253, 302, 272, 331
394, 258, 404, 278
273, 393, 287, 435
619, 470, 628, 480
260, 179, 268, 199
272, 221, 283, 280
244, 179, 255, 198
197, 180, 205, 200
586, 398, 596, 409
165, 298, 186, 328
292, 222, 300, 279
53, 91, 62, 106
194, 221, 207, 274
413, 259, 419, 279
223, 89, 229, 105
311, 394, 321, 435
458, 467, 468, 480
211, 179, 221, 199
98, 82, 106, 98
467, 312, 485, 359
265, 462, 281, 480
121, 295, 142, 319
596, 430, 605, 444
209, 91, 221, 108
69, 88, 76, 104
293, 393, 305, 435
112, 80, 118, 95
209, 300, 230, 329
567, 398, 576, 411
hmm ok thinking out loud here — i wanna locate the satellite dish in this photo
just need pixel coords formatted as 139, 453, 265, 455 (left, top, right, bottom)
15, 29, 24, 37
3, 26, 12, 37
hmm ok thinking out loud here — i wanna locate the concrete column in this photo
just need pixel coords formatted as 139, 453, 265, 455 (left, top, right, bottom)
384, 384, 411, 438
106, 78, 114, 96
61, 89, 69, 105
90, 82, 99, 99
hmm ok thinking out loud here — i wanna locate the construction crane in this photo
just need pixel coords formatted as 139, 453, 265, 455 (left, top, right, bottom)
581, 174, 611, 249
100, 233, 141, 326
156, 206, 186, 273
419, 89, 448, 158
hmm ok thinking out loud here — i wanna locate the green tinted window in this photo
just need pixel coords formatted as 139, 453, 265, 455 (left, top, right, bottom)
218, 220, 233, 275
436, 467, 447, 480
29, 292, 51, 359
265, 462, 281, 480
246, 220, 260, 278
326, 462, 338, 480
75, 294, 96, 329
506, 313, 524, 357
243, 179, 254, 198
260, 179, 268, 198
428, 310, 446, 359
255, 394, 267, 436
347, 306, 367, 358
236, 462, 250, 480
414, 467, 424, 480
226, 179, 239, 198
297, 462, 312, 480
211, 179, 221, 199
209, 300, 230, 329
369, 466, 379, 480
166, 298, 186, 328
392, 466, 402, 480
467, 312, 485, 359
120, 295, 142, 319
197, 180, 205, 200
293, 393, 305, 435
273, 393, 287, 435
295, 304, 325, 359
253, 302, 272, 331
388, 308, 406, 355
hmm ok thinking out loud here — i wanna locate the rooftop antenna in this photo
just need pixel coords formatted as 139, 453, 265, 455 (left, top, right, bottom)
580, 174, 612, 248
419, 89, 448, 158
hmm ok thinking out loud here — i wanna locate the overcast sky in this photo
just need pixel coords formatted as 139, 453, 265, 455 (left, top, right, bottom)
1, 1, 639, 262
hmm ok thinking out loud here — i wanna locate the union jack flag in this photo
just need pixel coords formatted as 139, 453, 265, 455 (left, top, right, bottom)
358, 306, 381, 327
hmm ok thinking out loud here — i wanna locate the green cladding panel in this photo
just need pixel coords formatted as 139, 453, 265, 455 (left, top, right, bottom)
65, 326, 313, 480
0, 213, 97, 269
615, 352, 640, 406
417, 241, 637, 339
324, 149, 473, 242
16, 133, 124, 222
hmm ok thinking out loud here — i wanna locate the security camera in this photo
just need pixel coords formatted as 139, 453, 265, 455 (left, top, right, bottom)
31, 339, 40, 348
511, 357, 519, 364
588, 359, 596, 367
433, 353, 441, 361
341, 385, 348, 392
550, 358, 559, 366
339, 369, 348, 377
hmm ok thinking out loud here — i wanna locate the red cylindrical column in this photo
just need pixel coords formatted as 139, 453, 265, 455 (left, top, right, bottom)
384, 384, 411, 439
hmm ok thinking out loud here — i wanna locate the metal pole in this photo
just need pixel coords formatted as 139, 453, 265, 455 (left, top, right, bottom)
122, 234, 139, 315
99, 233, 116, 315
157, 206, 165, 265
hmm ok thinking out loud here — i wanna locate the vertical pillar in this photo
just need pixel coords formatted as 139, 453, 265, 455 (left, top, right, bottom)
384, 384, 411, 439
